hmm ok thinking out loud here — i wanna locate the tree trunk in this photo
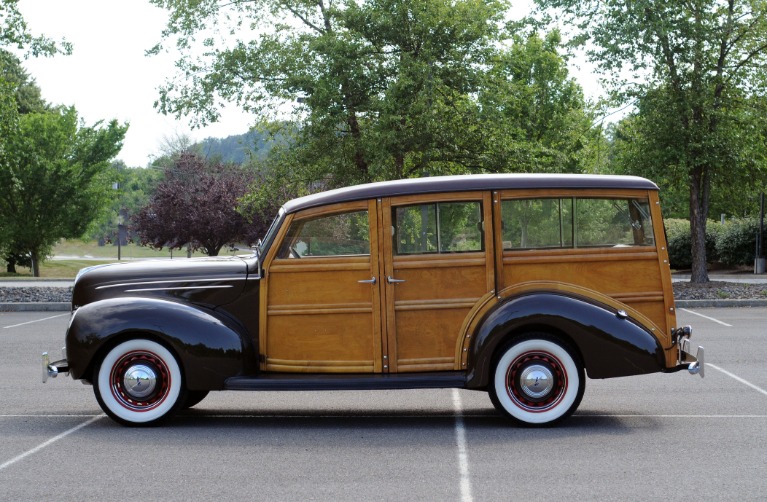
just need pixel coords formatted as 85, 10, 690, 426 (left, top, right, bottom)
688, 166, 709, 283
31, 250, 40, 278
6, 258, 16, 274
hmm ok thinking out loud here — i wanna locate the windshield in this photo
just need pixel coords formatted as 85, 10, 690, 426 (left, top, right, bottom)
261, 207, 286, 254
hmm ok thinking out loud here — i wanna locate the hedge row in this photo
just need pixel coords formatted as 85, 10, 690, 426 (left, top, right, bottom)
664, 218, 763, 269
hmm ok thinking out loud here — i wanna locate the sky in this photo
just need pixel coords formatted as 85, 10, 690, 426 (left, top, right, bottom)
16, 1, 601, 169
18, 0, 253, 167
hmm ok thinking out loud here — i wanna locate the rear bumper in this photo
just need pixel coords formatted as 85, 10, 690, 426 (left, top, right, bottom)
42, 350, 69, 383
663, 325, 705, 377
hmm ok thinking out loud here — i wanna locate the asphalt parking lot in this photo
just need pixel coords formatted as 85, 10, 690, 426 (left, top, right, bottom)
1, 308, 765, 501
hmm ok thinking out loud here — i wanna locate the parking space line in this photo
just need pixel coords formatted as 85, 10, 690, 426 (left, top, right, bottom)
680, 308, 732, 327
452, 389, 473, 502
2, 313, 68, 329
0, 415, 102, 472
707, 363, 767, 397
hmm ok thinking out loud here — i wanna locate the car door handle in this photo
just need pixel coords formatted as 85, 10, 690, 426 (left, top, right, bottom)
358, 277, 377, 284
387, 276, 406, 284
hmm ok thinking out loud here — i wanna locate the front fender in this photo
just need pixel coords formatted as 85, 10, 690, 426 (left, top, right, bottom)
466, 293, 665, 388
65, 297, 255, 390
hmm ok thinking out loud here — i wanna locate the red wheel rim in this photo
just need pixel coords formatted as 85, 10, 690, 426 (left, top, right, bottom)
109, 350, 171, 412
505, 350, 568, 413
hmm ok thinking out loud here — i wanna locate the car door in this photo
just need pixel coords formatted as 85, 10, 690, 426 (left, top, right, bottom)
261, 200, 385, 373
380, 192, 495, 373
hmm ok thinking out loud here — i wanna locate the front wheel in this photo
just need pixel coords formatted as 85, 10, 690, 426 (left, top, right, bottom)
93, 339, 185, 426
489, 336, 585, 426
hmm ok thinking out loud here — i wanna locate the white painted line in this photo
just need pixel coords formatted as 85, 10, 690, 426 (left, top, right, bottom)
0, 415, 101, 418
708, 363, 767, 397
452, 389, 473, 502
0, 415, 102, 472
679, 308, 733, 327
2, 313, 68, 329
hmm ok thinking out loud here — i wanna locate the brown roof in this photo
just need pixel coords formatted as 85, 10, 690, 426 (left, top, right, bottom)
282, 174, 658, 214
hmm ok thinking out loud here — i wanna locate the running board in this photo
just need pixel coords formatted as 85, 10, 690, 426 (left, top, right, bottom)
225, 372, 467, 391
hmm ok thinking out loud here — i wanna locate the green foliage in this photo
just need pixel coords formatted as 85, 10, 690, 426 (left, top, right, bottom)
151, 0, 594, 206
0, 50, 47, 113
478, 31, 595, 174
0, 107, 127, 275
86, 161, 164, 243
0, 0, 71, 56
716, 218, 761, 267
538, 0, 767, 281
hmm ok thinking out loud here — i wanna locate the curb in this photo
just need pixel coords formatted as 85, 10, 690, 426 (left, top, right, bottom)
675, 299, 767, 309
0, 302, 70, 312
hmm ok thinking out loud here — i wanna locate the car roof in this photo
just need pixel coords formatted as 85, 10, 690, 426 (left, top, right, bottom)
282, 174, 658, 214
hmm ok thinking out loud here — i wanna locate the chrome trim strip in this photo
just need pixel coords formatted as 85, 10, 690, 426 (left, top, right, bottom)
96, 277, 246, 290
124, 285, 235, 293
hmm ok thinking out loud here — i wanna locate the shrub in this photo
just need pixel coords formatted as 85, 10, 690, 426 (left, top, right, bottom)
664, 219, 721, 270
715, 218, 760, 267
665, 219, 692, 269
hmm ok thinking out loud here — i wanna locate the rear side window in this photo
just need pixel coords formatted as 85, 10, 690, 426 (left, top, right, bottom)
394, 201, 483, 255
502, 198, 654, 250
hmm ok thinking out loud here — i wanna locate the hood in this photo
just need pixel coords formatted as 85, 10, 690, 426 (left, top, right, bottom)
72, 256, 251, 309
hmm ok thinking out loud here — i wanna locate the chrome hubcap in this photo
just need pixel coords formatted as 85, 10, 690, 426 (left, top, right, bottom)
506, 350, 567, 412
123, 364, 157, 399
110, 350, 171, 411
519, 365, 554, 399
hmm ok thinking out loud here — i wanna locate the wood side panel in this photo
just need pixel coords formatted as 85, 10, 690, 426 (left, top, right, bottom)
262, 201, 382, 374
649, 191, 679, 367
384, 191, 494, 373
495, 188, 671, 353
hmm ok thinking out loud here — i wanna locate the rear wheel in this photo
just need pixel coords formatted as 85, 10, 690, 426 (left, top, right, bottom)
93, 339, 185, 426
489, 335, 584, 426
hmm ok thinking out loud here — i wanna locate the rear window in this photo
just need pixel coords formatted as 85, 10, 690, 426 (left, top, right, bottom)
502, 197, 654, 250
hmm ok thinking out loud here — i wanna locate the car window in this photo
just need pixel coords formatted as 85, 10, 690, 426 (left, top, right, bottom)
394, 201, 483, 255
502, 197, 654, 249
278, 210, 370, 258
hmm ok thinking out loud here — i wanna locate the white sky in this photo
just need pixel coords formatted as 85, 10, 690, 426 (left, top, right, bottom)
17, 0, 253, 167
16, 0, 603, 168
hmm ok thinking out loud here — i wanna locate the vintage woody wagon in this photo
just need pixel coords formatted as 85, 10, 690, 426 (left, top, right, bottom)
43, 174, 704, 426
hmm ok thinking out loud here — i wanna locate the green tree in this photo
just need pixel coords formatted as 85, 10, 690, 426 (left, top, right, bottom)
536, 0, 767, 282
151, 0, 596, 225
0, 107, 127, 276
0, 49, 46, 113
150, 0, 508, 185
477, 31, 595, 173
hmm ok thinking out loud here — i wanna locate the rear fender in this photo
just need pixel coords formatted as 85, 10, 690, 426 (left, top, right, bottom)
65, 297, 255, 390
466, 293, 665, 388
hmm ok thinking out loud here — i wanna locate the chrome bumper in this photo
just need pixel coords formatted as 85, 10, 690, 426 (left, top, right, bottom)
666, 325, 705, 378
42, 349, 69, 383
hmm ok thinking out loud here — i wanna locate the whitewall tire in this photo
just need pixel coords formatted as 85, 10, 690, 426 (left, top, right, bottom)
94, 339, 184, 426
490, 336, 585, 426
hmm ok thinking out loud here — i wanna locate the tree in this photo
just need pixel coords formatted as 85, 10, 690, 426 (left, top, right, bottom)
133, 153, 260, 256
536, 0, 767, 282
0, 49, 46, 113
150, 0, 509, 185
0, 107, 127, 275
150, 0, 598, 227
477, 31, 595, 174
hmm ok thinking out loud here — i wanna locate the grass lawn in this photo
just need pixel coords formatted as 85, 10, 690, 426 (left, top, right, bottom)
1, 240, 213, 279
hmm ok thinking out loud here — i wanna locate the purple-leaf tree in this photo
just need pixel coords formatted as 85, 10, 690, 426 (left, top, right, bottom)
133, 153, 256, 256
